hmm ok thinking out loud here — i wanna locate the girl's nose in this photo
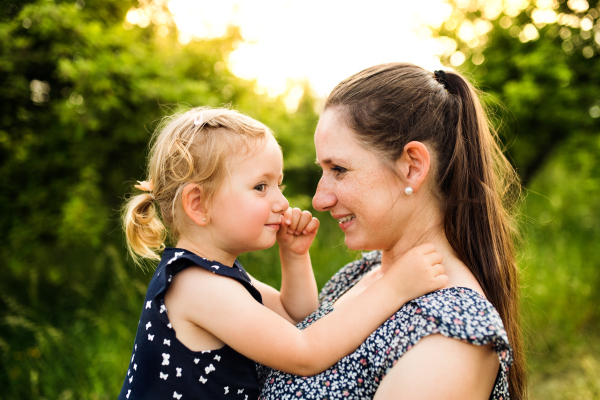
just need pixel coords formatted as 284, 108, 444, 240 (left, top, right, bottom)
312, 178, 336, 212
273, 188, 289, 214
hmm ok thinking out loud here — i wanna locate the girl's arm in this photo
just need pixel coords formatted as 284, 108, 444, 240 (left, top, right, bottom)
167, 243, 447, 376
251, 208, 319, 324
372, 335, 499, 400
249, 251, 317, 325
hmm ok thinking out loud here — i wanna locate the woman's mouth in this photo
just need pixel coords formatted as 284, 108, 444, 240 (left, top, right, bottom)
336, 214, 356, 230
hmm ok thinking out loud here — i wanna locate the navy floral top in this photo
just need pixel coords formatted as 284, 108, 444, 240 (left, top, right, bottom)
118, 248, 262, 400
258, 251, 513, 399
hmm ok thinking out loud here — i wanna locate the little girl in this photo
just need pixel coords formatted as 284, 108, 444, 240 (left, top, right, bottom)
118, 107, 447, 400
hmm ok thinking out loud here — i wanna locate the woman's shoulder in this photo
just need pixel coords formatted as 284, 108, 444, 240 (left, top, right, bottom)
374, 287, 512, 398
318, 250, 381, 303
399, 287, 510, 351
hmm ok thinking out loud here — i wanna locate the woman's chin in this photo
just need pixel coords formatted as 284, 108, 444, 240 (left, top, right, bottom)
343, 235, 378, 251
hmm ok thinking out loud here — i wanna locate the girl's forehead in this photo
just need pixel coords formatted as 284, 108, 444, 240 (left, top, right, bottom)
230, 137, 283, 178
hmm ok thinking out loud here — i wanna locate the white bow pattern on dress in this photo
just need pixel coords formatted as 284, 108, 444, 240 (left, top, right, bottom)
205, 364, 215, 374
160, 372, 168, 380
162, 353, 170, 365
173, 391, 182, 399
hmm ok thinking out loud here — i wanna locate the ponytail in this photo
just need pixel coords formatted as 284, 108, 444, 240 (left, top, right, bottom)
123, 192, 166, 264
442, 72, 526, 400
122, 106, 273, 267
325, 63, 526, 399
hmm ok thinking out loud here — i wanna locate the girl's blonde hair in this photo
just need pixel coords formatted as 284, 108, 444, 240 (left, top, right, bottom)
122, 106, 274, 265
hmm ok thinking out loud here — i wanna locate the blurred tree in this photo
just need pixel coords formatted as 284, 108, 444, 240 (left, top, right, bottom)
0, 0, 319, 397
429, 0, 600, 184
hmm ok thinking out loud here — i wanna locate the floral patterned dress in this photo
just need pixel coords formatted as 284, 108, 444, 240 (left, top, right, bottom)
258, 251, 513, 400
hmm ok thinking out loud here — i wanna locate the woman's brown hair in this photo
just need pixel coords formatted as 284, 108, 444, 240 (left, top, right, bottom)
325, 63, 526, 399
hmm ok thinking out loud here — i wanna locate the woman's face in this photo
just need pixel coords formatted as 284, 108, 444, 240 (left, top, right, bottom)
313, 108, 409, 251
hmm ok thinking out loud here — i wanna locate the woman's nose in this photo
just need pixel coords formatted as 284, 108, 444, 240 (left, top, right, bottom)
312, 178, 336, 212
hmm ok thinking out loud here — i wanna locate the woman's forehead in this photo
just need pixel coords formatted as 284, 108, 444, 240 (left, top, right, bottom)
315, 109, 364, 162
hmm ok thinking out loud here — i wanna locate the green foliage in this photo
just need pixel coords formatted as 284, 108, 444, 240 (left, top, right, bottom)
0, 0, 322, 397
435, 0, 600, 183
432, 1, 600, 397
521, 134, 600, 399
2, 0, 600, 398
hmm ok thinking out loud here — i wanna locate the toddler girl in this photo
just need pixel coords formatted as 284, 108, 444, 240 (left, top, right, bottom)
118, 107, 447, 400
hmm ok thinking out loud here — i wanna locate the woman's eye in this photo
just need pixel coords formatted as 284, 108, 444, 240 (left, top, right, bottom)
331, 166, 347, 177
254, 183, 266, 192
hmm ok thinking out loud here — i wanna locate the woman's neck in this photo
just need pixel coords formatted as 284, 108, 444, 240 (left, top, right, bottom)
379, 211, 484, 295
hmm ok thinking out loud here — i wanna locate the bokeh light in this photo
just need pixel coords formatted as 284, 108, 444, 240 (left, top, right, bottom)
167, 0, 450, 97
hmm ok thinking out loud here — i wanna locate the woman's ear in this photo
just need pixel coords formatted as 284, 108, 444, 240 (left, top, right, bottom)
181, 183, 209, 226
395, 141, 431, 193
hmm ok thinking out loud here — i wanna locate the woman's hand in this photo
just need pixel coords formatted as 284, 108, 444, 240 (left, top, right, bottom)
385, 243, 448, 303
277, 207, 320, 256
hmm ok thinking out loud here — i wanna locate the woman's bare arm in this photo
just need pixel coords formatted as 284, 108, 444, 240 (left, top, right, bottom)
373, 334, 499, 400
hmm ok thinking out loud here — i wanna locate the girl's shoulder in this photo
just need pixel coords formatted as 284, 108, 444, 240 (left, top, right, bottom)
149, 248, 262, 305
318, 250, 381, 303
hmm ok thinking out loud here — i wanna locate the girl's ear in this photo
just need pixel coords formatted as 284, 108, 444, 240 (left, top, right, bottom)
395, 141, 431, 193
181, 183, 209, 226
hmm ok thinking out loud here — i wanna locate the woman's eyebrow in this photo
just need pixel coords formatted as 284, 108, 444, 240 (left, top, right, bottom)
315, 158, 333, 165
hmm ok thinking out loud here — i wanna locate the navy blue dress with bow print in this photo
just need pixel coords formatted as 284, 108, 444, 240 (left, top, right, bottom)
118, 248, 262, 400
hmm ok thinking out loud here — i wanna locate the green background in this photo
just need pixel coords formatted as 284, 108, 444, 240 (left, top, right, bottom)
1, 0, 599, 398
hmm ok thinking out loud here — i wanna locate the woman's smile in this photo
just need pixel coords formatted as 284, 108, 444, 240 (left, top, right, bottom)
333, 213, 356, 230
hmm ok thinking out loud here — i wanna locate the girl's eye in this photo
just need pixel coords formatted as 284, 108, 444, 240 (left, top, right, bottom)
254, 183, 266, 192
278, 184, 286, 192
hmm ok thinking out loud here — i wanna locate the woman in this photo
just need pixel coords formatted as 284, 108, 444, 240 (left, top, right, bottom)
258, 63, 525, 399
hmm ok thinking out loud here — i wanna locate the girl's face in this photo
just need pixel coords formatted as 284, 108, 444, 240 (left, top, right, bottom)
208, 137, 289, 255
313, 108, 409, 251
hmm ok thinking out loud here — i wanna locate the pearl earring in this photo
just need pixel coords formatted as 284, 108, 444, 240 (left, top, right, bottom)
405, 186, 413, 195
203, 218, 206, 221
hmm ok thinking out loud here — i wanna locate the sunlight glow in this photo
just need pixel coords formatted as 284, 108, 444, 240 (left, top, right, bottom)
168, 0, 450, 98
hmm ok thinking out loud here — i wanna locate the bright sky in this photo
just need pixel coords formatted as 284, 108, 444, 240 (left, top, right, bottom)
168, 0, 453, 103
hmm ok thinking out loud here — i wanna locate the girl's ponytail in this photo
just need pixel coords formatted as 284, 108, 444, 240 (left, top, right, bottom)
121, 106, 273, 267
123, 192, 166, 264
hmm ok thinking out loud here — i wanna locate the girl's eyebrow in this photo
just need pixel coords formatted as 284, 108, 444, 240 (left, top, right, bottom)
315, 158, 332, 165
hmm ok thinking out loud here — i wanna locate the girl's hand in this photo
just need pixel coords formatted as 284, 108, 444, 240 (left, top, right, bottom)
277, 207, 320, 256
386, 243, 448, 302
